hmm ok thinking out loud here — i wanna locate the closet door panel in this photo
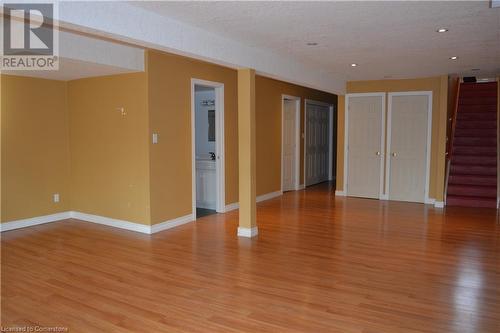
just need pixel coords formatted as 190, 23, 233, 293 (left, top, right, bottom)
347, 95, 384, 199
388, 94, 429, 203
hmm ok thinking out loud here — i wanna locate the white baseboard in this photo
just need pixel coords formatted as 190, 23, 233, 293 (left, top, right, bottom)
256, 190, 282, 203
434, 201, 445, 208
151, 214, 193, 234
296, 184, 305, 190
72, 211, 194, 234
335, 190, 346, 196
380, 194, 389, 200
70, 211, 151, 234
224, 190, 283, 212
425, 198, 436, 205
0, 211, 71, 232
237, 226, 258, 238
2, 211, 196, 235
424, 198, 444, 208
224, 202, 239, 212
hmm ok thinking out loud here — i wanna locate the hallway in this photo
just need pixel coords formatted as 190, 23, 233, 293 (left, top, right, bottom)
2, 183, 499, 332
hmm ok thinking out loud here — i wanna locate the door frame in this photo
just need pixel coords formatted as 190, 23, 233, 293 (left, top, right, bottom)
281, 94, 301, 192
386, 91, 433, 203
191, 78, 225, 218
344, 92, 386, 198
304, 99, 335, 187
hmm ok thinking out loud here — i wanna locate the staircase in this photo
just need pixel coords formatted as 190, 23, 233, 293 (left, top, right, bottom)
446, 81, 498, 208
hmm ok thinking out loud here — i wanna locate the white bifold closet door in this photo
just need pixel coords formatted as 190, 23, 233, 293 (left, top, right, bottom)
347, 95, 384, 199
387, 94, 430, 203
305, 103, 330, 186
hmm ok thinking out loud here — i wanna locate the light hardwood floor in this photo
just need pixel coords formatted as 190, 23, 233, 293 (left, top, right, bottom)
1, 183, 499, 332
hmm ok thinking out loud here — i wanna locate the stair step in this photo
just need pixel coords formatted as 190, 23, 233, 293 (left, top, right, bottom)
453, 137, 496, 146
459, 97, 497, 106
449, 174, 497, 186
457, 110, 497, 120
458, 104, 497, 112
452, 146, 497, 156
446, 195, 497, 208
456, 120, 496, 129
454, 128, 497, 137
447, 184, 496, 198
460, 82, 498, 92
452, 155, 497, 166
451, 164, 497, 176
459, 90, 497, 98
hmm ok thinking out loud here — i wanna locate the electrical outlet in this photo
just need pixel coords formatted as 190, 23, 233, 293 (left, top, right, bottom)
53, 193, 60, 203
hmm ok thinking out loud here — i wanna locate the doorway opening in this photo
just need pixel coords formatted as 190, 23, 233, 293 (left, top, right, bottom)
304, 99, 335, 187
191, 79, 225, 219
281, 95, 301, 192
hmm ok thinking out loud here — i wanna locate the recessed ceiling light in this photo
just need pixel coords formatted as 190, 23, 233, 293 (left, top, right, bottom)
350, 63, 358, 67
436, 28, 448, 33
306, 42, 318, 46
449, 56, 458, 60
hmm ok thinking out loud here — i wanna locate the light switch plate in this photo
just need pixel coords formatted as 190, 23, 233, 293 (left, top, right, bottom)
152, 133, 159, 144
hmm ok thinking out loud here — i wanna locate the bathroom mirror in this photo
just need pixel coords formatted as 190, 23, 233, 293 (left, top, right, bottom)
208, 110, 215, 142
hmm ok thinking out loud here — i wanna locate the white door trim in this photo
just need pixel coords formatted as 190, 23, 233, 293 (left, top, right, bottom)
386, 91, 433, 203
281, 94, 301, 192
191, 78, 226, 218
304, 99, 334, 187
344, 93, 386, 198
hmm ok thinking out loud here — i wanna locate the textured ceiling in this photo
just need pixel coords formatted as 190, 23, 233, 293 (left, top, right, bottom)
133, 1, 500, 81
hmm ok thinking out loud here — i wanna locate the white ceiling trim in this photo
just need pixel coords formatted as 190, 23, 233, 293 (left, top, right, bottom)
60, 31, 144, 73
58, 2, 345, 94
2, 30, 145, 81
3, 57, 142, 81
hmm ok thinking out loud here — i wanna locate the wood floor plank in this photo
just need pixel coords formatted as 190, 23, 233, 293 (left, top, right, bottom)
1, 182, 499, 332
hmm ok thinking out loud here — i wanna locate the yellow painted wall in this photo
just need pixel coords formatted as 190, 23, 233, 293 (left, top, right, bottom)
1, 75, 70, 222
1, 74, 2, 221
338, 76, 448, 201
68, 73, 151, 225
147, 50, 238, 224
0, 74, 1, 223
255, 76, 337, 195
2, 52, 338, 225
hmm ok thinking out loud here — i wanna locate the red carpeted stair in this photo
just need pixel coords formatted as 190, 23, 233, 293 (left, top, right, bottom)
446, 82, 498, 208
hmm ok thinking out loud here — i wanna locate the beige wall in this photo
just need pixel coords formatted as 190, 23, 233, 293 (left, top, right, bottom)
147, 50, 239, 224
2, 51, 338, 225
255, 76, 337, 195
1, 75, 70, 222
68, 73, 151, 225
0, 74, 1, 223
338, 76, 448, 201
